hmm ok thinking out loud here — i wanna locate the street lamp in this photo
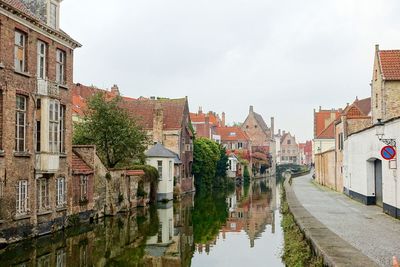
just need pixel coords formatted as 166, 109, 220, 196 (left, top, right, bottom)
375, 119, 396, 147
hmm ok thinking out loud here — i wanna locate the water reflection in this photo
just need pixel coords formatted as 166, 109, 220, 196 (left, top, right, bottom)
0, 177, 282, 267
191, 176, 283, 267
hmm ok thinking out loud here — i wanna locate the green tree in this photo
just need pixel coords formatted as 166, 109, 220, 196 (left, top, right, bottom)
73, 93, 148, 168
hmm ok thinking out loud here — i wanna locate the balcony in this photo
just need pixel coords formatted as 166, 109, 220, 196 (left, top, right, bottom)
37, 79, 59, 97
35, 153, 60, 173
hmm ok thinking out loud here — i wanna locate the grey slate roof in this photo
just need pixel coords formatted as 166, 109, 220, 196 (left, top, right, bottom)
145, 143, 176, 158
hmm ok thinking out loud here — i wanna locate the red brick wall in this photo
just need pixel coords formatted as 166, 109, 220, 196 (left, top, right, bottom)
0, 8, 75, 234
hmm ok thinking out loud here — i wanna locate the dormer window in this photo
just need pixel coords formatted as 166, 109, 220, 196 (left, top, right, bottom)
229, 132, 236, 137
47, 1, 60, 30
49, 3, 57, 28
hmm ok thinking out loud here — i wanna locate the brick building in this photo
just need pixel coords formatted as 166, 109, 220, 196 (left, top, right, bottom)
0, 0, 81, 243
280, 132, 299, 164
190, 107, 224, 142
72, 84, 195, 195
242, 106, 276, 175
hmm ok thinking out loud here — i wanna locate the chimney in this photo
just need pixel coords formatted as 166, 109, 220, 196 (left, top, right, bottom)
249, 105, 254, 113
283, 130, 286, 136
278, 129, 281, 136
111, 84, 120, 96
375, 44, 379, 52
198, 106, 203, 114
270, 117, 275, 137
153, 103, 163, 144
222, 112, 226, 127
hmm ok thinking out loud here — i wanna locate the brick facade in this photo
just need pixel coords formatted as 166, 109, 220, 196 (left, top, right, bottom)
0, 0, 80, 243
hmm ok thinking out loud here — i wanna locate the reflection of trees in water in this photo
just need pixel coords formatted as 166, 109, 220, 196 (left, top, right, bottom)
192, 190, 230, 245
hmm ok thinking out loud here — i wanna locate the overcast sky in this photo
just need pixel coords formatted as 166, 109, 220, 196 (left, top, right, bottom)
61, 0, 400, 142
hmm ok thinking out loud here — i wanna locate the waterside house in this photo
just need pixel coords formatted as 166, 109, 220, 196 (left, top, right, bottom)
0, 0, 81, 243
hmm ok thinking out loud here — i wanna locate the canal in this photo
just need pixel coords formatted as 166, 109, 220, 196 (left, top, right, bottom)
0, 176, 284, 267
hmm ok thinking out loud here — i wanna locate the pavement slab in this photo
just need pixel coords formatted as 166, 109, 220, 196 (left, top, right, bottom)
291, 173, 400, 267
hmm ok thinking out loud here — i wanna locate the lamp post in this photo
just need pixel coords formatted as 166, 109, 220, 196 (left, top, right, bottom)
375, 119, 396, 147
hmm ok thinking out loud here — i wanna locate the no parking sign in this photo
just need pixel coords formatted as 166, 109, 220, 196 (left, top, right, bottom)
381, 146, 396, 160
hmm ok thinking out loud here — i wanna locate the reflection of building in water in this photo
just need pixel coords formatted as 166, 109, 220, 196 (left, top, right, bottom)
146, 202, 174, 247
144, 195, 194, 267
222, 177, 276, 247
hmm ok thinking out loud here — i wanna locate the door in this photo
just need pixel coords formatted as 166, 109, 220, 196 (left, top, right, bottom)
375, 159, 383, 207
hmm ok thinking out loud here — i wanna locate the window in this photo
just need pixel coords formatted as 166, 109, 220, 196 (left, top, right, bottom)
59, 105, 66, 153
238, 142, 243, 149
49, 99, 60, 153
37, 178, 49, 211
169, 161, 173, 181
80, 175, 88, 201
338, 133, 344, 151
36, 121, 41, 152
56, 177, 66, 207
49, 3, 57, 29
14, 31, 26, 72
287, 140, 291, 144
37, 41, 46, 79
15, 95, 27, 152
157, 160, 163, 180
56, 49, 66, 84
16, 180, 28, 215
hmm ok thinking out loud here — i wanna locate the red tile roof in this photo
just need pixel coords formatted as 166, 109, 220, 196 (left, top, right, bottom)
72, 83, 188, 130
354, 97, 371, 116
2, 0, 38, 20
216, 126, 250, 141
317, 120, 335, 139
120, 98, 187, 130
378, 50, 400, 80
314, 110, 340, 138
190, 112, 220, 126
72, 151, 94, 175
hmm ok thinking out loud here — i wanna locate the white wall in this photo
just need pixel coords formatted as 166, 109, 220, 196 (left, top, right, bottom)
313, 139, 335, 154
146, 157, 174, 199
344, 119, 400, 210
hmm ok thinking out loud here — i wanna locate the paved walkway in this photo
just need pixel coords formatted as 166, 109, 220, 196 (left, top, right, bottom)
292, 173, 400, 267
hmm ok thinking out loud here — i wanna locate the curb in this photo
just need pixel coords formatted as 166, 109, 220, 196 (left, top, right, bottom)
284, 175, 380, 267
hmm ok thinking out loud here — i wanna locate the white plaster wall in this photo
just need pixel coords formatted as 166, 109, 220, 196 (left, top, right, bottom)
344, 119, 400, 209
146, 157, 174, 196
313, 139, 335, 154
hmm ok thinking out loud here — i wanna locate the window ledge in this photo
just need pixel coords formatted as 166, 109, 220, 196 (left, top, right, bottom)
14, 70, 31, 78
14, 151, 31, 157
59, 153, 67, 158
37, 210, 52, 216
14, 214, 30, 221
0, 63, 4, 69
58, 83, 69, 90
56, 206, 67, 212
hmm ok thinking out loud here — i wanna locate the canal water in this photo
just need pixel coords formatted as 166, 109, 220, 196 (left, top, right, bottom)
0, 176, 284, 267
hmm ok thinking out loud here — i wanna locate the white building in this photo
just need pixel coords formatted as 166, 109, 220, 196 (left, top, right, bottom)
343, 45, 400, 219
146, 143, 175, 201
344, 120, 400, 217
